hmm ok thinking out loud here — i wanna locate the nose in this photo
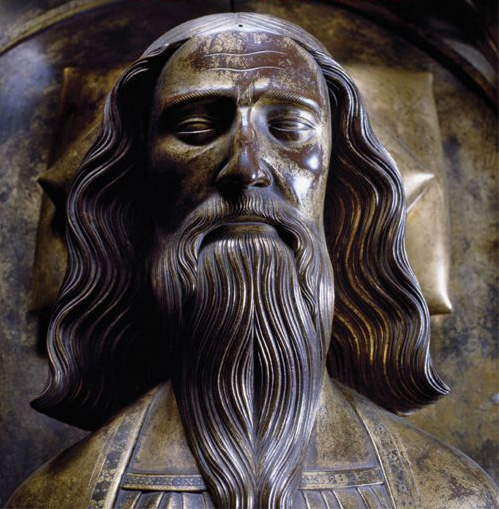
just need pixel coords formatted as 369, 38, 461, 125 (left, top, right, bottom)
216, 123, 271, 197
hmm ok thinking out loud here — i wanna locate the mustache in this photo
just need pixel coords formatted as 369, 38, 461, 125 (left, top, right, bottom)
169, 192, 320, 250
155, 193, 322, 296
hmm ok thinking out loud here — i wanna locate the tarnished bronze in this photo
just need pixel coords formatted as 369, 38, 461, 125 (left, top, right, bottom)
8, 13, 497, 509
31, 65, 452, 316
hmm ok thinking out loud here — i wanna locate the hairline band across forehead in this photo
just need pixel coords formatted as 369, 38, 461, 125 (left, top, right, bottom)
143, 13, 330, 56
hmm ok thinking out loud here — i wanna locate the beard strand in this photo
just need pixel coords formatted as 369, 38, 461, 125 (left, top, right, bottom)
151, 194, 334, 508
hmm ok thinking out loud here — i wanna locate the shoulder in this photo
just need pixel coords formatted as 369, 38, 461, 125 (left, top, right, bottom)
390, 413, 498, 508
340, 384, 498, 509
7, 426, 110, 508
6, 390, 155, 509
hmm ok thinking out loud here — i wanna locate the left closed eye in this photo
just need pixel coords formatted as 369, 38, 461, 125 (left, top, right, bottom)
268, 118, 315, 142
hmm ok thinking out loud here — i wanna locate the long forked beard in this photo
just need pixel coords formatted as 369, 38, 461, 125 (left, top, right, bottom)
151, 195, 334, 508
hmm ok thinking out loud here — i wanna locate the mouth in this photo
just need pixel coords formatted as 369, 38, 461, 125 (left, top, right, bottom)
202, 215, 278, 244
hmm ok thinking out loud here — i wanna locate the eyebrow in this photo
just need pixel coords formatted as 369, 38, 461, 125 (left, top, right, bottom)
263, 90, 321, 116
163, 89, 227, 108
163, 89, 321, 116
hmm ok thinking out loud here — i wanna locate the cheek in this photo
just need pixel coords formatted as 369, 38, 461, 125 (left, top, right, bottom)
148, 138, 226, 229
149, 136, 228, 187
266, 141, 328, 211
299, 144, 327, 174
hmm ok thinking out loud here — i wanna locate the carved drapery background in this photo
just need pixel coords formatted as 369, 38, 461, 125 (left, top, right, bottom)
0, 1, 496, 504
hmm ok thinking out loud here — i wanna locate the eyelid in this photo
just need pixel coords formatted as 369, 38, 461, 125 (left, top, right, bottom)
267, 105, 318, 124
267, 111, 317, 143
269, 118, 315, 131
160, 96, 234, 127
175, 116, 217, 132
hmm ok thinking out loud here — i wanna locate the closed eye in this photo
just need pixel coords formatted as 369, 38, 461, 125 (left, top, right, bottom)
173, 117, 222, 145
270, 119, 314, 131
176, 117, 217, 133
158, 97, 234, 146
269, 117, 316, 142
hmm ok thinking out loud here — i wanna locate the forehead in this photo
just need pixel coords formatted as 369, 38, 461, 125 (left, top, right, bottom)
155, 31, 328, 108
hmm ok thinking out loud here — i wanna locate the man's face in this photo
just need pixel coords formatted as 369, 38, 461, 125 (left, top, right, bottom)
148, 31, 331, 234
147, 30, 335, 508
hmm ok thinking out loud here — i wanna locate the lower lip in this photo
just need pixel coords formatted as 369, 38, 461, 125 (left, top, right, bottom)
204, 222, 277, 243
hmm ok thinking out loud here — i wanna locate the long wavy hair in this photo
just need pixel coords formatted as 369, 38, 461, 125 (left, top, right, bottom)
32, 14, 448, 430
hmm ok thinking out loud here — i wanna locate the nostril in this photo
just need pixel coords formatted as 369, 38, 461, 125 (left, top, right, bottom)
253, 173, 272, 188
216, 178, 246, 199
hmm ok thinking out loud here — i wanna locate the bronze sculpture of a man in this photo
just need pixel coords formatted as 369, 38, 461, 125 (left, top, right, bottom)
8, 13, 497, 509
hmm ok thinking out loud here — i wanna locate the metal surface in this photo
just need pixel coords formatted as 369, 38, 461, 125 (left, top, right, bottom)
1, 4, 497, 506
7, 14, 497, 508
